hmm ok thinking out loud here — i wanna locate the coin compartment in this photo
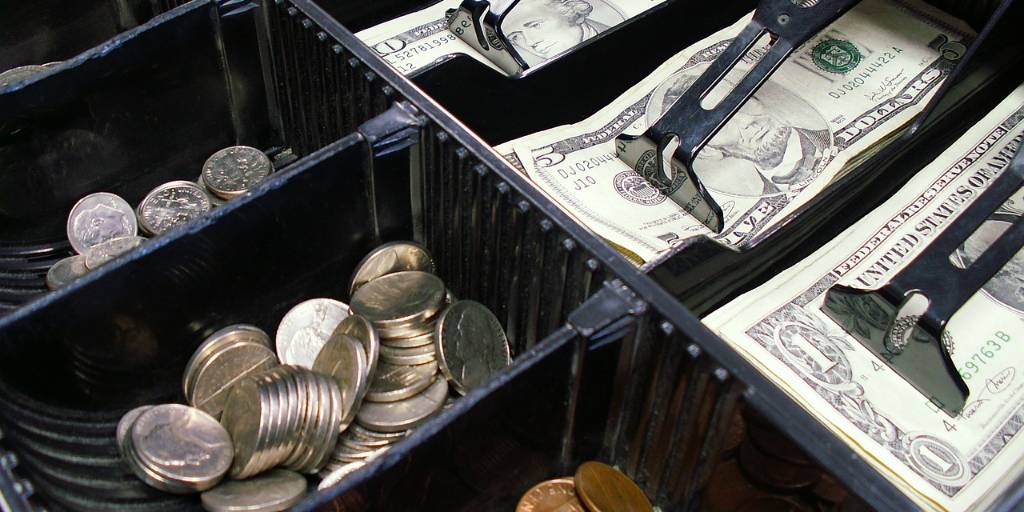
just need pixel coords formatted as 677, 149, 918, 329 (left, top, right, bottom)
0, 0, 186, 74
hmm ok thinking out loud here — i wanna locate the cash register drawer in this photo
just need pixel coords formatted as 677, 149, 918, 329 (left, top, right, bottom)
1, 0, 1023, 511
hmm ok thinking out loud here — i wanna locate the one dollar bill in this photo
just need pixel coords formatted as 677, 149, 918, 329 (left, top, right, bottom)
357, 0, 667, 76
496, 0, 974, 262
705, 82, 1024, 511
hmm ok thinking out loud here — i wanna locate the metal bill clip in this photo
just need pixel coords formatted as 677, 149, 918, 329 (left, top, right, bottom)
615, 0, 859, 233
823, 145, 1024, 416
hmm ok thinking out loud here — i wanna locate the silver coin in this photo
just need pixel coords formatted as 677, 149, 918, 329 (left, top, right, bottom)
379, 343, 436, 366
350, 271, 445, 337
189, 341, 277, 419
276, 298, 350, 369
202, 146, 272, 199
311, 333, 367, 430
349, 423, 407, 442
381, 329, 433, 348
130, 404, 233, 492
435, 301, 511, 395
66, 192, 138, 254
221, 376, 264, 479
365, 361, 438, 403
116, 405, 154, 452
201, 469, 306, 512
318, 461, 365, 491
196, 175, 228, 207
349, 241, 435, 294
83, 235, 146, 270
184, 325, 272, 402
45, 255, 89, 290
356, 377, 447, 433
0, 65, 48, 88
137, 181, 212, 235
332, 314, 380, 385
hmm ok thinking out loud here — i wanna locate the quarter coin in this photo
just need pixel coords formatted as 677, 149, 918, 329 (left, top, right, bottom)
276, 298, 350, 368
356, 376, 447, 433
516, 477, 586, 512
202, 146, 273, 199
66, 192, 137, 254
574, 461, 652, 512
137, 181, 212, 235
200, 469, 306, 512
129, 404, 233, 493
435, 301, 511, 395
349, 241, 435, 294
83, 235, 146, 270
45, 255, 88, 290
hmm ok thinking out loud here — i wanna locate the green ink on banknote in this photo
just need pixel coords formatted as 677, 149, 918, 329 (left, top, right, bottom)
812, 39, 862, 74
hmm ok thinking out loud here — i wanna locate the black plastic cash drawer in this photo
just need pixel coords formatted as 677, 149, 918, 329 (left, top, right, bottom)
2, 0, 1024, 511
0, 0, 190, 74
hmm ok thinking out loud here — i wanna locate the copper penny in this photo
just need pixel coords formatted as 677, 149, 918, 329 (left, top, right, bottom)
574, 461, 652, 512
516, 477, 585, 512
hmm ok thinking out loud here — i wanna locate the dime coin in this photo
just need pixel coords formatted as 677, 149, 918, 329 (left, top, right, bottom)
84, 235, 146, 270
129, 404, 233, 492
137, 181, 212, 235
189, 341, 277, 419
332, 314, 380, 384
67, 192, 137, 254
116, 405, 153, 451
364, 361, 437, 403
516, 477, 586, 512
435, 301, 511, 395
349, 241, 435, 294
202, 146, 273, 199
311, 333, 367, 429
356, 376, 447, 433
0, 65, 48, 87
45, 255, 88, 290
200, 469, 306, 512
318, 461, 366, 491
350, 271, 445, 337
574, 461, 652, 512
276, 298, 350, 368
196, 174, 228, 207
379, 343, 436, 366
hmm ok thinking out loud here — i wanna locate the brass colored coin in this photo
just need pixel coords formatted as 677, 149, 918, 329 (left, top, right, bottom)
516, 477, 586, 512
349, 241, 435, 294
574, 461, 652, 512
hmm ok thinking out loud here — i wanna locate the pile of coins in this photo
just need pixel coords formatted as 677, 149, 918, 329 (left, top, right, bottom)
117, 404, 234, 494
48, 145, 274, 290
517, 461, 652, 512
115, 241, 513, 509
221, 366, 344, 478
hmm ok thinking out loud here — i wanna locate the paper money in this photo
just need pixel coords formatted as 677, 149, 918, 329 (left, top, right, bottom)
704, 83, 1024, 511
357, 0, 667, 76
495, 0, 974, 262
